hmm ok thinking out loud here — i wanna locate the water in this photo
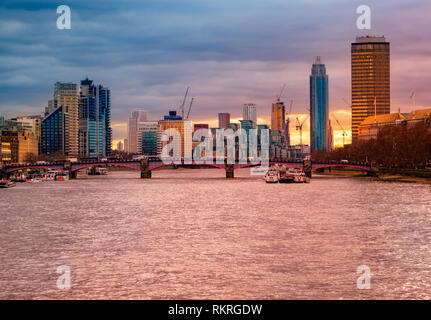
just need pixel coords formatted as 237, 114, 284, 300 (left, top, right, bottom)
1, 169, 431, 299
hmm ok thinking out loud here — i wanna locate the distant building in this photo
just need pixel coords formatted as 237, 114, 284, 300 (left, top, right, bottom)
193, 124, 209, 133
116, 140, 124, 152
243, 103, 257, 127
41, 106, 64, 156
78, 78, 112, 158
127, 109, 148, 154
358, 108, 431, 142
351, 36, 390, 141
137, 121, 161, 156
0, 142, 12, 165
358, 113, 405, 141
327, 119, 334, 151
159, 111, 192, 159
43, 82, 79, 157
0, 130, 38, 163
310, 56, 329, 153
218, 113, 230, 129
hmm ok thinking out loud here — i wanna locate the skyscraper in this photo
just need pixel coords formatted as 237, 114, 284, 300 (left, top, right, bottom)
79, 78, 112, 158
127, 109, 148, 154
218, 113, 230, 129
243, 103, 257, 127
310, 56, 329, 152
271, 102, 285, 131
351, 36, 390, 141
43, 82, 79, 157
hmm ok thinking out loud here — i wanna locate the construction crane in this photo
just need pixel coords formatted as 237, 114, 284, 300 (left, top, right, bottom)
296, 115, 309, 145
332, 113, 347, 147
186, 97, 194, 119
179, 86, 190, 119
276, 83, 287, 102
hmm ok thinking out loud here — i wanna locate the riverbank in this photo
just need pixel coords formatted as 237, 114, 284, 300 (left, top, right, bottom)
317, 168, 431, 184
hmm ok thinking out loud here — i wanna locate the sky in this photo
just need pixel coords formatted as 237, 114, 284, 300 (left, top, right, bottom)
1, 0, 431, 147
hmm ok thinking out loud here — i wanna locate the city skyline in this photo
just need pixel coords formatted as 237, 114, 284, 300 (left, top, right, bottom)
1, 1, 431, 148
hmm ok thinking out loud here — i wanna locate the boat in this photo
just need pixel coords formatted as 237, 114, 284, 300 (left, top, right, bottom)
55, 172, 69, 181
0, 180, 16, 188
266, 165, 310, 184
284, 167, 310, 183
264, 167, 280, 183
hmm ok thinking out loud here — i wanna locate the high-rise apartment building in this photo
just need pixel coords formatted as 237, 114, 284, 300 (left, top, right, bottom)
78, 78, 112, 158
310, 56, 329, 152
351, 36, 390, 141
243, 103, 257, 127
218, 113, 230, 129
43, 82, 79, 157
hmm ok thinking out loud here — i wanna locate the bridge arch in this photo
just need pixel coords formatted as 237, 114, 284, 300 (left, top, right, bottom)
71, 163, 140, 172
6, 166, 65, 173
234, 162, 303, 170
149, 162, 226, 171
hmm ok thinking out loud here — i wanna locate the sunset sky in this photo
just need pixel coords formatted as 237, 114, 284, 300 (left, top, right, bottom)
1, 0, 431, 148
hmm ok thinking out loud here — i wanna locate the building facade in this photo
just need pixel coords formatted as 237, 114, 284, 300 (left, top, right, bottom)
44, 82, 79, 157
127, 109, 148, 153
137, 121, 161, 156
159, 111, 192, 159
41, 106, 64, 156
351, 36, 390, 141
78, 78, 112, 158
218, 113, 230, 129
243, 103, 257, 127
310, 56, 329, 152
0, 130, 38, 163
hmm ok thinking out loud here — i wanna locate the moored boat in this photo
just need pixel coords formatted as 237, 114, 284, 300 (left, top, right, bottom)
0, 180, 16, 188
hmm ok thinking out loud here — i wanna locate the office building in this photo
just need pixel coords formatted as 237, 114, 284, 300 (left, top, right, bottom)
137, 121, 161, 156
78, 78, 112, 158
310, 56, 329, 152
159, 111, 192, 159
127, 109, 148, 154
351, 36, 390, 141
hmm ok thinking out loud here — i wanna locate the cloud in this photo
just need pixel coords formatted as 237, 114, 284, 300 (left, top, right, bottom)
0, 0, 430, 141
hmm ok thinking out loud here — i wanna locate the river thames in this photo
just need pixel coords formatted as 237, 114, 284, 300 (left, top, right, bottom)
1, 169, 431, 299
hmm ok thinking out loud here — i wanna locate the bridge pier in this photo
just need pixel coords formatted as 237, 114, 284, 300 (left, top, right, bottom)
225, 163, 234, 179
303, 158, 312, 178
140, 158, 152, 179
63, 161, 76, 179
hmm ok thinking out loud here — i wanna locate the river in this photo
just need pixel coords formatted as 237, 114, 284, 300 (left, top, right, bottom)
1, 169, 431, 299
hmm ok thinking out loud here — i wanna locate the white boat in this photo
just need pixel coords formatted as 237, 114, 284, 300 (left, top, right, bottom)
55, 172, 69, 181
264, 168, 280, 183
285, 168, 310, 183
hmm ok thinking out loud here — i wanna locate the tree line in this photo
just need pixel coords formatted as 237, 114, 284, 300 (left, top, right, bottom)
313, 122, 431, 169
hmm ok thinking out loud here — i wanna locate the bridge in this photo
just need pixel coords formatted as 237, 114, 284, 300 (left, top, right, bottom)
1, 157, 374, 180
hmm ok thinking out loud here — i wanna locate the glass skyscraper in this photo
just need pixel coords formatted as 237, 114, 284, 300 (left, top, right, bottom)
79, 78, 112, 158
310, 56, 329, 152
41, 106, 63, 155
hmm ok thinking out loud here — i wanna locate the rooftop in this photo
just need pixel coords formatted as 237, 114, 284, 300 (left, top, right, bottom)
360, 113, 405, 126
